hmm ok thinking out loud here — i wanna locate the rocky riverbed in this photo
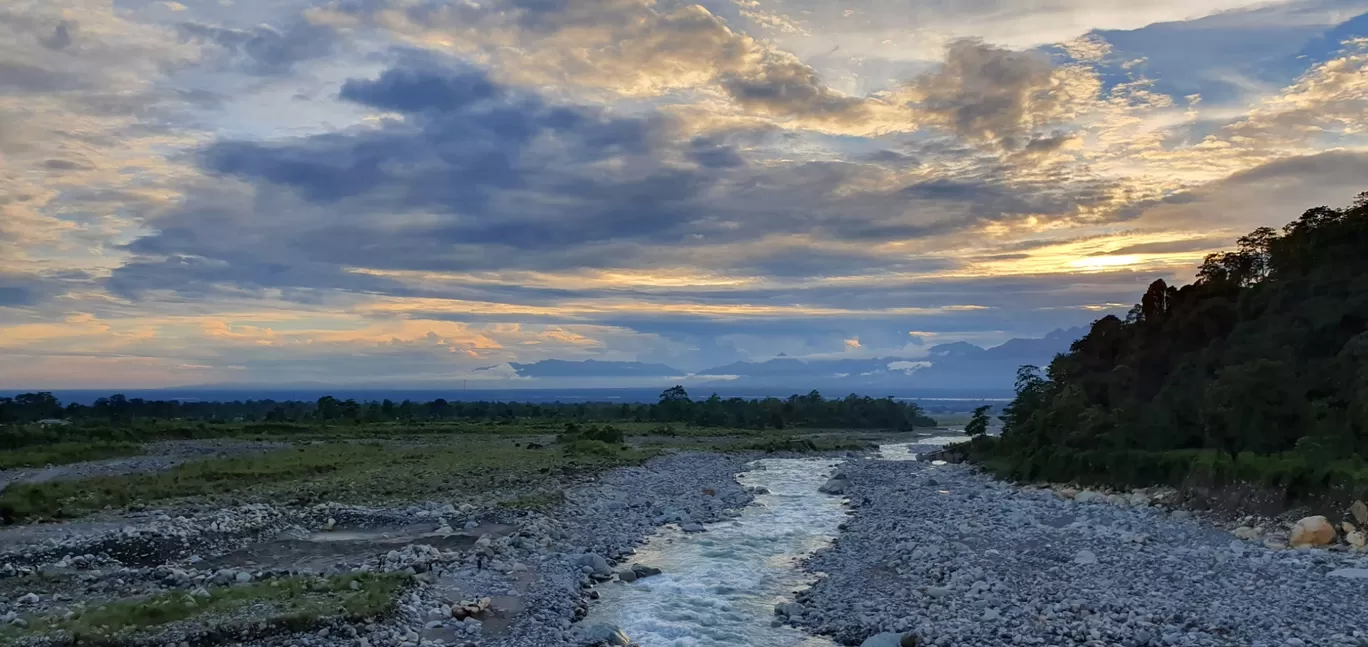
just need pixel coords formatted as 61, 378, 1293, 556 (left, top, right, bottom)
791, 445, 1368, 647
0, 451, 760, 647
6, 439, 1368, 647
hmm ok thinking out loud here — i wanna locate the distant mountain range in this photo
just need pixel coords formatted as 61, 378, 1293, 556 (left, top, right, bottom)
504, 327, 1085, 391
506, 359, 683, 378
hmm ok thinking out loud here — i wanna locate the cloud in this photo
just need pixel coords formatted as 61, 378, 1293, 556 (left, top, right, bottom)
176, 19, 338, 75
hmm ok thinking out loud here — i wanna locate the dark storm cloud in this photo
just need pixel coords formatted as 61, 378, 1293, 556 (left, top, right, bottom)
110, 56, 1137, 339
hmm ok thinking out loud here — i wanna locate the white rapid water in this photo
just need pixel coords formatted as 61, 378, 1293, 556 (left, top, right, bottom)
877, 435, 970, 461
584, 456, 846, 647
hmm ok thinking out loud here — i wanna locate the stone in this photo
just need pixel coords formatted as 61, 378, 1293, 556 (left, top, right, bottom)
1055, 487, 1078, 500
1351, 500, 1368, 526
578, 553, 612, 576
1074, 491, 1104, 504
1327, 568, 1368, 579
629, 564, 662, 581
1289, 516, 1337, 548
17, 592, 39, 605
1169, 509, 1193, 520
1233, 526, 1260, 540
1128, 492, 1151, 507
1347, 531, 1366, 550
774, 602, 802, 617
618, 569, 637, 583
819, 477, 849, 495
575, 623, 631, 645
1073, 549, 1099, 565
860, 633, 916, 647
324, 517, 336, 531
234, 571, 252, 584
1106, 494, 1129, 506
681, 523, 707, 533
1342, 522, 1357, 534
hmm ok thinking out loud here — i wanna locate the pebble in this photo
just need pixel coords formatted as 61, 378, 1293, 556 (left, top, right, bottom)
794, 449, 1368, 647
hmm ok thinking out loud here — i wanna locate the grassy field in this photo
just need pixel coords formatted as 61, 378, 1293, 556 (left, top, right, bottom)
0, 572, 410, 644
0, 438, 655, 523
0, 442, 145, 470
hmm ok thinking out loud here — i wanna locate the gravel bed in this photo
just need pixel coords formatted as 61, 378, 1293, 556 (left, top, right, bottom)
792, 451, 1368, 647
0, 451, 763, 647
0, 439, 289, 490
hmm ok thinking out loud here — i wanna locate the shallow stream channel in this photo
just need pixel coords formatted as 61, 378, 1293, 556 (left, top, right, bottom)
581, 439, 961, 646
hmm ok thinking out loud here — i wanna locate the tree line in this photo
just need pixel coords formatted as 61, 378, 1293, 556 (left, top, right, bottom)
981, 192, 1368, 495
1, 387, 934, 435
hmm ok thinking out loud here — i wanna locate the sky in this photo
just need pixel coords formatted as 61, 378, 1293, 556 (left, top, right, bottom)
2, 0, 1367, 389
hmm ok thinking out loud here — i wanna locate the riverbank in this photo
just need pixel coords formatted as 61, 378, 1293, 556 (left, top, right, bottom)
792, 449, 1368, 647
0, 440, 806, 647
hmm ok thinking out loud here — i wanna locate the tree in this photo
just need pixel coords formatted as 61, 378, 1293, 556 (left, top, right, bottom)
659, 385, 690, 402
965, 405, 992, 437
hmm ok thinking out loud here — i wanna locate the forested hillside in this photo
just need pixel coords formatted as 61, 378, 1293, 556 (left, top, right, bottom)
980, 192, 1368, 498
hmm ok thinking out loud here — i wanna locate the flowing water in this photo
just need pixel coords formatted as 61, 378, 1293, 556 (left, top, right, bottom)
585, 456, 845, 646
586, 439, 967, 646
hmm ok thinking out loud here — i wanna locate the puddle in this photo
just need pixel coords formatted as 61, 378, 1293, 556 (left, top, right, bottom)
421, 567, 537, 641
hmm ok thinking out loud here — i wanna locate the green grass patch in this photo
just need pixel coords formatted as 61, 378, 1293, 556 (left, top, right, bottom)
0, 572, 409, 644
0, 442, 144, 470
0, 438, 655, 523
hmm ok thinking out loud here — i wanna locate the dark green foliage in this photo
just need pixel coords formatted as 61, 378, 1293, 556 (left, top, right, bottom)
987, 193, 1368, 497
1, 389, 935, 449
965, 405, 992, 437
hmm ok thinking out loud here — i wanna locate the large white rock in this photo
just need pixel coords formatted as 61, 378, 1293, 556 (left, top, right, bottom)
1289, 516, 1337, 548
1346, 531, 1366, 550
1232, 526, 1260, 540
1074, 490, 1104, 504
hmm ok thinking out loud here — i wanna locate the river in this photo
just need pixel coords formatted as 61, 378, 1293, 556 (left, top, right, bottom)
583, 439, 964, 646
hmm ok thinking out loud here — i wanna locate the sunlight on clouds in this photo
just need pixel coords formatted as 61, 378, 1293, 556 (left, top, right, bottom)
6, 0, 1368, 386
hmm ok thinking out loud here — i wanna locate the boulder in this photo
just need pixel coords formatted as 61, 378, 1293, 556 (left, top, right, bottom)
575, 623, 631, 646
1351, 500, 1368, 526
1054, 487, 1078, 500
819, 478, 849, 495
578, 553, 612, 576
1128, 492, 1151, 507
1342, 522, 1357, 534
630, 564, 663, 578
1232, 526, 1260, 540
617, 569, 637, 583
1289, 516, 1337, 548
1347, 531, 1365, 550
1073, 549, 1099, 565
681, 523, 707, 533
1074, 491, 1104, 504
859, 632, 919, 647
774, 602, 802, 618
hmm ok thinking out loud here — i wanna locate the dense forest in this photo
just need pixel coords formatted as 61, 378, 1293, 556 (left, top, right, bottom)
981, 192, 1368, 498
0, 387, 935, 448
